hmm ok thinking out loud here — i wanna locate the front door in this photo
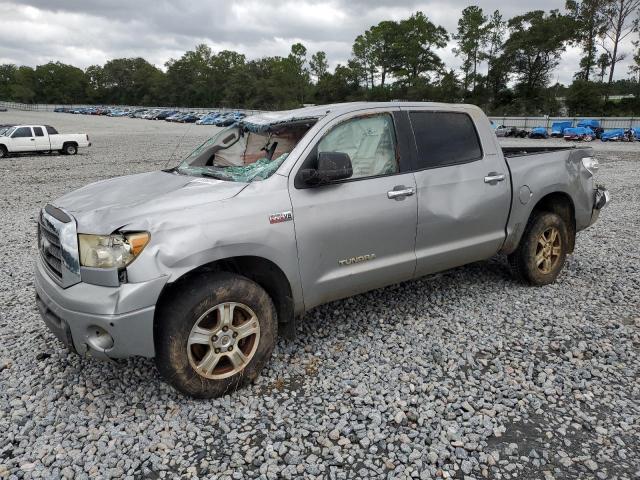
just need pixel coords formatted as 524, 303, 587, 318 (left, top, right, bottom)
10, 126, 35, 152
289, 110, 418, 309
407, 109, 511, 277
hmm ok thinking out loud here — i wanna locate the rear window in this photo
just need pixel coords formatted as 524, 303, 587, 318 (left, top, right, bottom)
409, 112, 482, 170
33, 127, 44, 137
12, 127, 33, 138
45, 125, 58, 135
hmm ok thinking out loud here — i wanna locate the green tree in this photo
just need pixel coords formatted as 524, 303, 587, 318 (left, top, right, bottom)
0, 64, 17, 100
310, 51, 329, 81
601, 0, 640, 86
453, 6, 487, 92
34, 62, 87, 103
391, 12, 448, 87
503, 10, 574, 111
565, 0, 609, 80
565, 80, 605, 114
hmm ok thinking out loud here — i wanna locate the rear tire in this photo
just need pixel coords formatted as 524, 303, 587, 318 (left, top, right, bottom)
155, 272, 277, 398
508, 212, 569, 286
62, 143, 77, 155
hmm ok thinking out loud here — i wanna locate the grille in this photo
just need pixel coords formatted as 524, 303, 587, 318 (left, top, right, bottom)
39, 216, 63, 279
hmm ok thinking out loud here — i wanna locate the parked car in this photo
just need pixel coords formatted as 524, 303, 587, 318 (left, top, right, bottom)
155, 110, 178, 120
178, 113, 199, 123
34, 102, 609, 397
600, 128, 637, 142
495, 125, 528, 138
563, 126, 595, 142
550, 121, 572, 137
0, 125, 90, 158
165, 112, 186, 122
577, 119, 604, 139
196, 113, 221, 125
529, 127, 549, 139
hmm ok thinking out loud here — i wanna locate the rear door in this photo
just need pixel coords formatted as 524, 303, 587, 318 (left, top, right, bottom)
289, 109, 418, 309
10, 126, 35, 152
33, 126, 50, 151
406, 109, 511, 277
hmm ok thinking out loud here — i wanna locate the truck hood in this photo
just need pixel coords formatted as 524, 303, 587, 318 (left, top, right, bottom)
53, 170, 248, 234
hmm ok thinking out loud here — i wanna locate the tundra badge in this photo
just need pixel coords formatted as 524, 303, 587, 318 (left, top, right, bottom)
338, 254, 376, 266
269, 211, 293, 224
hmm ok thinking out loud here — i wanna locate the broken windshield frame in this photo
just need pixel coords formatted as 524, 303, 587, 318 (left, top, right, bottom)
175, 124, 310, 183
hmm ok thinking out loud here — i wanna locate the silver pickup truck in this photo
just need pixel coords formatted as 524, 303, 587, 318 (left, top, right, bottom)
35, 102, 609, 397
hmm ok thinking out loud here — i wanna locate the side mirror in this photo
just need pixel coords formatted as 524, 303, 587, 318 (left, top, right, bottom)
301, 151, 353, 186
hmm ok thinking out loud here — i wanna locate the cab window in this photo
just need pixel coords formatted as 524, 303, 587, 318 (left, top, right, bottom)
12, 127, 33, 138
33, 127, 44, 137
317, 114, 399, 180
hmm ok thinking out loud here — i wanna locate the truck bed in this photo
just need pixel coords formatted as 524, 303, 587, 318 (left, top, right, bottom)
502, 145, 576, 158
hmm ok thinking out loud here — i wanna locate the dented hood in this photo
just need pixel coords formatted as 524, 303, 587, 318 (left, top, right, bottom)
53, 170, 247, 234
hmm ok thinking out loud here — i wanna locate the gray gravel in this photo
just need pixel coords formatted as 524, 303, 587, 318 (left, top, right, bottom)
0, 110, 639, 480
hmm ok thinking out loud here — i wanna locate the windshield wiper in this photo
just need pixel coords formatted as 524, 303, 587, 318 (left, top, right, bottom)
199, 171, 231, 181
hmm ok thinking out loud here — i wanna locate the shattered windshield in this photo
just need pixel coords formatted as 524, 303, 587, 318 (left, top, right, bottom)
176, 125, 310, 183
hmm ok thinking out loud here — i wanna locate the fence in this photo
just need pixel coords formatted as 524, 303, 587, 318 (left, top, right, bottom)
2, 101, 639, 130
0, 101, 265, 116
488, 116, 640, 130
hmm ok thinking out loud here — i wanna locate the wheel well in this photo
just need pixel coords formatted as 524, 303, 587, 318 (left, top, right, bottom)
531, 192, 576, 252
155, 256, 295, 337
63, 141, 78, 147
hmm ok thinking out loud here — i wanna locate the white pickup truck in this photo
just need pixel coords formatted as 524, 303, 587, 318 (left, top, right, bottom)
0, 125, 91, 158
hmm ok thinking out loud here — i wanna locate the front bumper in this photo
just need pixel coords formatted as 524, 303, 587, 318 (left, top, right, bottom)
590, 186, 610, 225
34, 257, 167, 359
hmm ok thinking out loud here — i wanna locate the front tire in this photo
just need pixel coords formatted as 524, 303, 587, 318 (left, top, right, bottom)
0, 146, 7, 159
155, 272, 277, 398
508, 212, 569, 286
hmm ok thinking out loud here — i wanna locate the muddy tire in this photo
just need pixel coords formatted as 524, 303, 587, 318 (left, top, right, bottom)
62, 143, 77, 155
155, 272, 277, 398
0, 146, 7, 159
508, 211, 569, 286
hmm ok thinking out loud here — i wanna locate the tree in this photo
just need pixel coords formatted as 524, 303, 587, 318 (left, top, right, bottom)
452, 6, 487, 92
482, 11, 508, 107
503, 10, 574, 110
565, 80, 605, 114
628, 10, 640, 82
565, 0, 609, 81
601, 0, 640, 86
391, 12, 448, 86
35, 62, 87, 103
0, 64, 17, 100
309, 51, 329, 81
597, 52, 612, 81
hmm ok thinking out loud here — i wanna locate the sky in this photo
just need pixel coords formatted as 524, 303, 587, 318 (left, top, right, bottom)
0, 0, 637, 85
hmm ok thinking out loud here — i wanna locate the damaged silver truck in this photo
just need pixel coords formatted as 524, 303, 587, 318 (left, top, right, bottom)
35, 102, 610, 397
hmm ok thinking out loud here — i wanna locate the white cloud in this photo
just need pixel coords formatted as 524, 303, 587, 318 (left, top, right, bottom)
0, 0, 637, 85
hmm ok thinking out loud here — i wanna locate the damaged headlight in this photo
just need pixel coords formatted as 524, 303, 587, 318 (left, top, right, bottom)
78, 232, 150, 269
581, 156, 599, 175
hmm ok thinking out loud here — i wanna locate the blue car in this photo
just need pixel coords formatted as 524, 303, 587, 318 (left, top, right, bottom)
601, 128, 637, 142
563, 127, 595, 142
550, 121, 572, 137
577, 119, 604, 139
529, 127, 548, 139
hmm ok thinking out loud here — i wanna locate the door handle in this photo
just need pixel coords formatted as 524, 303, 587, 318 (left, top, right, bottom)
484, 173, 505, 184
30, 138, 35, 141
387, 187, 415, 200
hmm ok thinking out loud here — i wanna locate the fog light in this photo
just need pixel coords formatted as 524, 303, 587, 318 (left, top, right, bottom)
86, 326, 114, 351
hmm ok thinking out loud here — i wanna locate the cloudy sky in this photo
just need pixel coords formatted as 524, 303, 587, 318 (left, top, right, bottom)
0, 0, 637, 85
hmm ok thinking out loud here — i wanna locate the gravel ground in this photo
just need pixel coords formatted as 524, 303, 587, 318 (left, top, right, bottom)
0, 110, 639, 480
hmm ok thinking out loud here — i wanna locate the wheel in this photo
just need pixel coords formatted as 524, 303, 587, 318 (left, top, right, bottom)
508, 211, 568, 286
155, 272, 277, 398
63, 143, 77, 155
0, 146, 7, 159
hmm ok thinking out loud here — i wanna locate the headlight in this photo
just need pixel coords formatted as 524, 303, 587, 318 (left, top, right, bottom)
581, 156, 599, 175
78, 232, 150, 269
